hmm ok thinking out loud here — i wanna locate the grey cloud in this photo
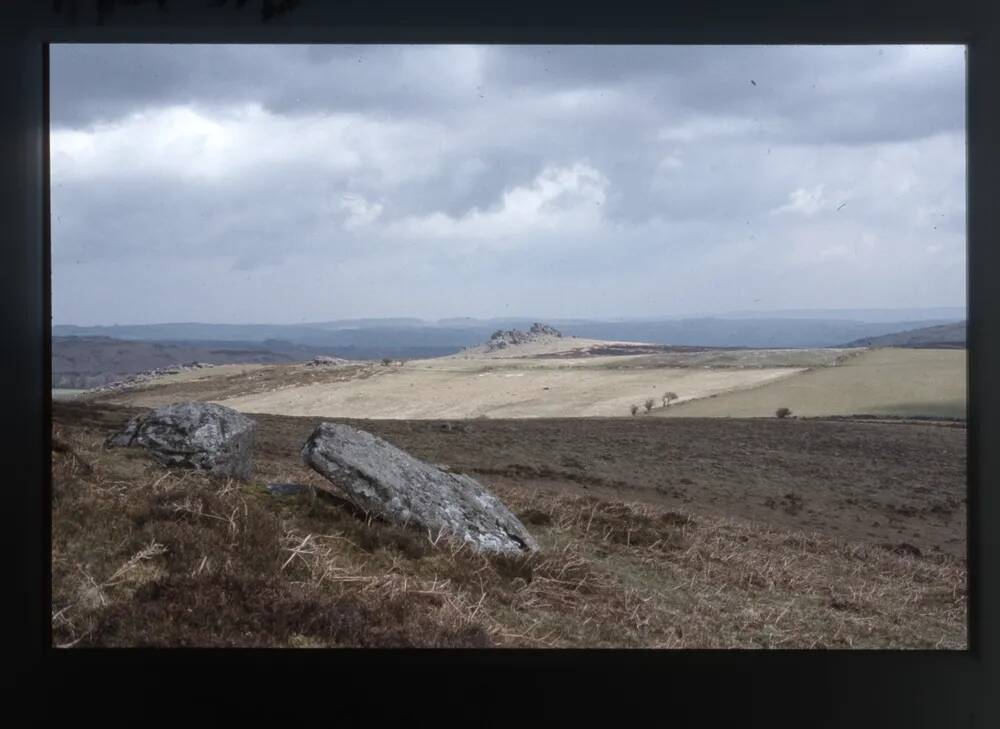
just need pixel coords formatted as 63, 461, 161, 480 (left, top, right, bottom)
51, 44, 482, 128
49, 44, 966, 325
481, 45, 964, 144
52, 44, 964, 144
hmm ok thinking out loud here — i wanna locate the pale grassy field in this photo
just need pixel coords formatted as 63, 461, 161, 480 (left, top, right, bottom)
656, 348, 966, 419
214, 354, 806, 419
91, 345, 966, 420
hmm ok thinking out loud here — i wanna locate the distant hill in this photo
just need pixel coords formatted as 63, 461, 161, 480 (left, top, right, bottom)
53, 315, 964, 351
51, 336, 463, 389
716, 307, 965, 323
53, 316, 969, 389
840, 321, 966, 349
52, 337, 312, 389
555, 318, 960, 348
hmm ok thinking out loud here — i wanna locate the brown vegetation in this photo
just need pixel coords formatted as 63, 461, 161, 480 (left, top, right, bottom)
51, 402, 966, 648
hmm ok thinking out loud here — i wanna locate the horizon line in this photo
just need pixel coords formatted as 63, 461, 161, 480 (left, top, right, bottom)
52, 306, 968, 329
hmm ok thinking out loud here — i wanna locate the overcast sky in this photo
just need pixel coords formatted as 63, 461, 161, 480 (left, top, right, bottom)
50, 44, 966, 325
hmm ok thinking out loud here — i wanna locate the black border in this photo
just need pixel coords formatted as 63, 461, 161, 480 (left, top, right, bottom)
7, 1, 999, 724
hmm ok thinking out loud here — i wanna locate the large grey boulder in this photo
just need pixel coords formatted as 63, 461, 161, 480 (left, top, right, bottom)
301, 423, 538, 555
106, 402, 256, 480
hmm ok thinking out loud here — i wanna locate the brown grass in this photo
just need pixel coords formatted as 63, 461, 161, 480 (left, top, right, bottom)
50, 410, 966, 649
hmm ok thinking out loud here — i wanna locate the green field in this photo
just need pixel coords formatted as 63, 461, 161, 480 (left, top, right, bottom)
656, 348, 966, 419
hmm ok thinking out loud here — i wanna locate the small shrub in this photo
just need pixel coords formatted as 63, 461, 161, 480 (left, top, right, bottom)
644, 398, 655, 413
381, 358, 393, 366
630, 404, 639, 416
775, 407, 792, 419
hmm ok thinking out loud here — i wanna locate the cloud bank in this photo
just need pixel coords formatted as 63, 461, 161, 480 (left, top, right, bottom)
50, 44, 966, 324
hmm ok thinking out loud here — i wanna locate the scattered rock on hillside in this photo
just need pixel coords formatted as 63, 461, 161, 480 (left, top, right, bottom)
301, 423, 539, 555
306, 355, 349, 367
105, 402, 256, 480
94, 361, 215, 393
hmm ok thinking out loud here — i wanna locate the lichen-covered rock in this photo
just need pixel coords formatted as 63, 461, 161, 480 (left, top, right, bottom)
105, 402, 256, 480
301, 423, 538, 555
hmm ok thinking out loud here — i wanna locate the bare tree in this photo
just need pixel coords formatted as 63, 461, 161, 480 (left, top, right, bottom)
662, 391, 678, 407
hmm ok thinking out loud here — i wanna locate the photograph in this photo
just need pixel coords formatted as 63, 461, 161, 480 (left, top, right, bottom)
48, 42, 967, 649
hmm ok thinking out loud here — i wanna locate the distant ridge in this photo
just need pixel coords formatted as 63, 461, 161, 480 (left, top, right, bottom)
55, 316, 966, 350
841, 321, 966, 349
717, 307, 965, 323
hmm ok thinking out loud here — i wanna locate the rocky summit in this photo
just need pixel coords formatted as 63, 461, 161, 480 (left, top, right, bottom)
301, 422, 539, 555
105, 401, 256, 480
485, 322, 563, 352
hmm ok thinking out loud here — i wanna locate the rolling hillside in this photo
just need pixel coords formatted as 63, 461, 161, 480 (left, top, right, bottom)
52, 337, 312, 389
840, 321, 966, 348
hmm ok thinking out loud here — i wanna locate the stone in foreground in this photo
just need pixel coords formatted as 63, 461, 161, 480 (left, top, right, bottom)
106, 402, 256, 480
302, 423, 538, 555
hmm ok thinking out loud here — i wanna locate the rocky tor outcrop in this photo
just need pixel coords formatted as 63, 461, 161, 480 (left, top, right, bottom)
301, 423, 538, 555
105, 401, 256, 480
484, 322, 563, 352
